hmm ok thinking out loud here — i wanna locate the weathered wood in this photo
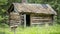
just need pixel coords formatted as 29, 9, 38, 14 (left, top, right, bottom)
24, 14, 26, 27
8, 2, 57, 27
9, 12, 21, 27
10, 12, 20, 20
20, 14, 26, 27
32, 23, 43, 24
30, 14, 53, 26
9, 11, 54, 26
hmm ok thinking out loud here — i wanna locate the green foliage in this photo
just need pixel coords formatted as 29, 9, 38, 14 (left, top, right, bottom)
0, 0, 60, 24
0, 16, 4, 22
0, 0, 60, 34
0, 0, 8, 5
0, 25, 60, 34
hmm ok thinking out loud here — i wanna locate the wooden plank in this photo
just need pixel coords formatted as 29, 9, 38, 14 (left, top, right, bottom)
24, 14, 26, 27
31, 17, 51, 19
9, 12, 21, 27
30, 14, 53, 26
30, 14, 31, 26
32, 23, 43, 24
32, 19, 51, 20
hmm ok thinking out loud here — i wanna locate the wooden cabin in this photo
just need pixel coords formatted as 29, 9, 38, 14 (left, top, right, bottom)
7, 0, 57, 27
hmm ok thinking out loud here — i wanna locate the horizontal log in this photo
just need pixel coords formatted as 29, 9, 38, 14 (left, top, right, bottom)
10, 12, 19, 15
32, 19, 51, 20
31, 16, 52, 19
31, 23, 44, 25
32, 20, 51, 22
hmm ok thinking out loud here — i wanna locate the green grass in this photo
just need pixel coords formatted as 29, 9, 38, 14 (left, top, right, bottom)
0, 24, 60, 34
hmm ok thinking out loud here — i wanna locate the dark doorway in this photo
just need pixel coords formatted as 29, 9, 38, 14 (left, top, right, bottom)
26, 14, 30, 26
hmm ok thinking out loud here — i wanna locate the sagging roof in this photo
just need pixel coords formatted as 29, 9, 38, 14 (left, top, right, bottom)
8, 3, 57, 15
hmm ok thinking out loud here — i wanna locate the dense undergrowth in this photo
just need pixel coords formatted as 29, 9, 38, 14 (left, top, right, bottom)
0, 24, 60, 34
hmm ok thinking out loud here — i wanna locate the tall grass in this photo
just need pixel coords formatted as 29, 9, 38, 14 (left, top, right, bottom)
0, 24, 60, 34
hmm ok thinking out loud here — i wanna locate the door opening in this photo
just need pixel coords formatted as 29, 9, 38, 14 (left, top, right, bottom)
26, 14, 30, 26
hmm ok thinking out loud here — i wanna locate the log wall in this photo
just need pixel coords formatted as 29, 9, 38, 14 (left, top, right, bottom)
30, 14, 53, 25
9, 12, 21, 26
